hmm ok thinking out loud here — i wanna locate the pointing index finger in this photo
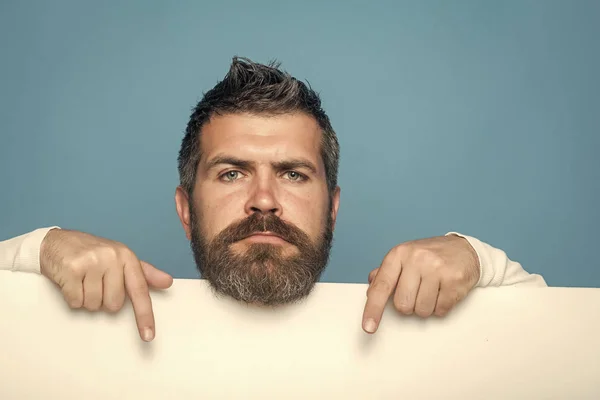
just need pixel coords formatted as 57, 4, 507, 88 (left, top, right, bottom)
123, 257, 155, 342
363, 249, 403, 334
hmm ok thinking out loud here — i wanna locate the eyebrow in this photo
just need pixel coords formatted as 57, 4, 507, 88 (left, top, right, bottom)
272, 159, 317, 174
205, 156, 254, 171
205, 155, 318, 174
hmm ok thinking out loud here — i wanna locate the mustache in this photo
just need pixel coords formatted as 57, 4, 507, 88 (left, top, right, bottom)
216, 213, 310, 248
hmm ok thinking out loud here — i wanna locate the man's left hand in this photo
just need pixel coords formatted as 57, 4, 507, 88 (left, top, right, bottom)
362, 234, 480, 334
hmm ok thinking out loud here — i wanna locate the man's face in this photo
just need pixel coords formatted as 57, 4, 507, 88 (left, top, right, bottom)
175, 112, 340, 305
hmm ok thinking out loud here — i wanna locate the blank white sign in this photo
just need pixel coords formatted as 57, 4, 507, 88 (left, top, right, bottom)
1, 271, 599, 399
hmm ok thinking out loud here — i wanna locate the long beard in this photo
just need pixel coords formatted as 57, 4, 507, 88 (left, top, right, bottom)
189, 208, 334, 306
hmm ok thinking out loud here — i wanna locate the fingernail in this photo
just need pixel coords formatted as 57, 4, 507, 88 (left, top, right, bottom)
364, 318, 377, 333
143, 328, 154, 342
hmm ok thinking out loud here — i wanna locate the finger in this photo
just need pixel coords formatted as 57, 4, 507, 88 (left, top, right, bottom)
123, 257, 155, 342
82, 270, 104, 311
103, 267, 125, 313
368, 268, 379, 284
393, 268, 421, 315
414, 277, 441, 318
363, 252, 403, 334
434, 286, 467, 317
62, 279, 84, 309
141, 261, 173, 290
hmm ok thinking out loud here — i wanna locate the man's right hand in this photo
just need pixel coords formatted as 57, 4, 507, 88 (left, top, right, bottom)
39, 228, 173, 342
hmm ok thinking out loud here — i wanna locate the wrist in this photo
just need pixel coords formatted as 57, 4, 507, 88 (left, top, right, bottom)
445, 232, 482, 286
40, 228, 60, 278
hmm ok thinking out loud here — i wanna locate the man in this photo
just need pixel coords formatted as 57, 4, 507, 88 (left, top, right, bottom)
0, 57, 547, 343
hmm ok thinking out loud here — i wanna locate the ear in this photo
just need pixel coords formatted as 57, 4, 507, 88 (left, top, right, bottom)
330, 186, 341, 231
175, 186, 192, 240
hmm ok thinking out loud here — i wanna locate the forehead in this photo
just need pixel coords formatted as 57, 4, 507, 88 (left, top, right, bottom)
199, 112, 323, 168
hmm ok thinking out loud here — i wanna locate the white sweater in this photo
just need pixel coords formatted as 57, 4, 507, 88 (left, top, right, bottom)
0, 227, 547, 287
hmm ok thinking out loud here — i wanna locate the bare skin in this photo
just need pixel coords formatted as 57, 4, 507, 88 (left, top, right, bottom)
39, 112, 480, 340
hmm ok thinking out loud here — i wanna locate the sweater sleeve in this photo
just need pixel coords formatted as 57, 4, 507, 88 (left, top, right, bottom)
0, 227, 60, 274
446, 232, 548, 287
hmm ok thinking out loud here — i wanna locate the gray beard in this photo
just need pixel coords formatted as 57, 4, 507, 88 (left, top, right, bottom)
189, 208, 334, 306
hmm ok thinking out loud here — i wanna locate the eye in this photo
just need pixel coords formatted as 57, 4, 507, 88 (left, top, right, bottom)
220, 170, 243, 182
284, 171, 306, 182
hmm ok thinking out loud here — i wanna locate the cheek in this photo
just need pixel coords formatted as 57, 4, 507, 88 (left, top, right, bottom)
282, 192, 329, 238
196, 188, 247, 239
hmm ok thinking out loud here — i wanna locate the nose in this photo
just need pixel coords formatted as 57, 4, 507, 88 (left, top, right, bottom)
244, 176, 282, 217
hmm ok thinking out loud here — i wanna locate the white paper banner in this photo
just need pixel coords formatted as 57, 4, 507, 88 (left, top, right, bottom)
1, 271, 599, 399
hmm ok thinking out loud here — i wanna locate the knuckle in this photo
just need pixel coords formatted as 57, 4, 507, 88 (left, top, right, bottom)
411, 248, 444, 268
68, 300, 82, 309
100, 244, 123, 261
64, 259, 87, 278
382, 245, 404, 265
84, 249, 102, 264
388, 244, 402, 258
83, 295, 102, 311
130, 283, 150, 300
369, 279, 392, 296
434, 306, 449, 317
85, 302, 101, 311
415, 307, 432, 318
395, 302, 413, 315
94, 243, 129, 264
430, 255, 444, 270
453, 269, 467, 282
410, 247, 430, 261
69, 244, 132, 275
104, 300, 123, 313
64, 293, 83, 309
389, 243, 409, 261
117, 242, 137, 259
115, 243, 133, 258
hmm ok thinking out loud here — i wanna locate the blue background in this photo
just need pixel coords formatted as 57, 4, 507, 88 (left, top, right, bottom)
1, 0, 598, 287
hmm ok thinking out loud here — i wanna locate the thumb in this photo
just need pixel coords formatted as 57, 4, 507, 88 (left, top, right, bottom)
141, 261, 174, 289
368, 267, 379, 284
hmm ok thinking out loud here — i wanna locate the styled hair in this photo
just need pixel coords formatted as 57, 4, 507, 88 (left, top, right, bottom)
177, 57, 339, 196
